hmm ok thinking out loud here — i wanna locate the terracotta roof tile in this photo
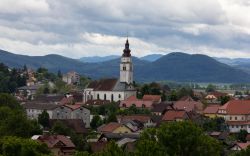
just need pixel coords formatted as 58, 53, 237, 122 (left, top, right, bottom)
117, 115, 151, 123
162, 110, 188, 121
97, 122, 123, 133
203, 105, 220, 114
142, 95, 161, 102
38, 135, 75, 148
222, 100, 250, 115
87, 78, 118, 91
173, 101, 203, 112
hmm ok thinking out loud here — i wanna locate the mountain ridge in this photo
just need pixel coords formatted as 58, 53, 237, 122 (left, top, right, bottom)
0, 49, 250, 83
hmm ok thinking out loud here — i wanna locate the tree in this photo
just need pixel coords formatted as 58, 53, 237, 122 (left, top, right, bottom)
90, 115, 103, 129
138, 121, 222, 156
0, 136, 51, 156
106, 113, 117, 123
0, 93, 21, 109
237, 129, 248, 143
57, 70, 62, 78
230, 146, 250, 156
206, 84, 216, 92
220, 96, 230, 105
168, 90, 177, 101
38, 110, 50, 128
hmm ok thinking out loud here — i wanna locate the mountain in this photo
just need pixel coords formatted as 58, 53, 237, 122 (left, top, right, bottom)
136, 52, 250, 83
79, 55, 119, 63
215, 57, 250, 74
0, 49, 250, 83
140, 54, 163, 62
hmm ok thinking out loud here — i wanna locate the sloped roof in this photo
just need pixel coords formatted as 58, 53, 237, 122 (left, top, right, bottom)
37, 135, 75, 148
222, 100, 250, 115
203, 105, 220, 114
97, 122, 123, 133
173, 101, 203, 112
234, 142, 250, 150
142, 95, 161, 102
87, 78, 118, 91
162, 110, 188, 121
23, 102, 58, 110
117, 115, 151, 123
151, 102, 174, 113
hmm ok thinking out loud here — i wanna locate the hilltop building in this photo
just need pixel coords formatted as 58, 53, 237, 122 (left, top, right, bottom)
83, 39, 136, 103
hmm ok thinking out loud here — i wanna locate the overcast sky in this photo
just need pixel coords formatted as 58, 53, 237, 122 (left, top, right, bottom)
0, 0, 250, 58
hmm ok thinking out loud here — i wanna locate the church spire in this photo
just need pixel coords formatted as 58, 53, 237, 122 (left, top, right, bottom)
122, 38, 131, 57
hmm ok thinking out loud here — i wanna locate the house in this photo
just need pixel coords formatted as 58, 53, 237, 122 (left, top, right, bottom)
151, 102, 174, 116
16, 84, 42, 100
117, 115, 155, 127
119, 95, 155, 109
52, 105, 90, 128
90, 142, 108, 153
32, 135, 75, 156
208, 131, 229, 141
62, 71, 80, 85
84, 99, 111, 107
230, 142, 250, 151
161, 110, 189, 122
178, 96, 194, 101
173, 100, 203, 114
49, 119, 88, 134
83, 39, 136, 103
33, 94, 65, 104
218, 100, 250, 133
23, 102, 59, 119
97, 122, 132, 134
142, 95, 161, 103
205, 91, 228, 103
98, 133, 140, 142
203, 105, 220, 118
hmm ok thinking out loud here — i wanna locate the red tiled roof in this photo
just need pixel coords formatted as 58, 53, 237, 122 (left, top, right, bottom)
97, 122, 123, 133
162, 110, 188, 121
117, 115, 151, 123
235, 142, 250, 150
173, 101, 203, 112
178, 96, 194, 102
142, 95, 161, 102
207, 91, 227, 99
222, 100, 250, 115
38, 135, 75, 148
126, 95, 138, 101
203, 105, 220, 114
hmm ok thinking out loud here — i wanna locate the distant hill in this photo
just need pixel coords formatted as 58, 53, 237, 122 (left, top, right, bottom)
140, 54, 163, 62
215, 57, 250, 74
0, 49, 250, 83
79, 55, 119, 63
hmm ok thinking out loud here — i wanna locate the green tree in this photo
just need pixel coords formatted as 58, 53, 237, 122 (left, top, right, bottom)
0, 93, 21, 109
206, 84, 216, 92
237, 129, 248, 143
38, 110, 50, 128
220, 96, 231, 105
0, 136, 51, 156
138, 121, 222, 156
90, 115, 103, 129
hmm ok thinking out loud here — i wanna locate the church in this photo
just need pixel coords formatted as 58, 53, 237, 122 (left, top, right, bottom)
83, 39, 137, 103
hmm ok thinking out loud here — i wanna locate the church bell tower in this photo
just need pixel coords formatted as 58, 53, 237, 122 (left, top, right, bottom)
120, 39, 133, 84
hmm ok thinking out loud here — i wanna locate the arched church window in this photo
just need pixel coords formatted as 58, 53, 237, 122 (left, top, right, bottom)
118, 94, 121, 98
104, 94, 106, 100
97, 94, 100, 99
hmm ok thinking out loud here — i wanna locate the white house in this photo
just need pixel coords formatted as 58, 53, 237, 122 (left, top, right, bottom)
218, 100, 250, 133
83, 39, 136, 103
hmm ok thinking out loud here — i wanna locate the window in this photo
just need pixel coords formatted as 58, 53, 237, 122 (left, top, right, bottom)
235, 117, 237, 120
104, 94, 106, 100
111, 94, 114, 102
236, 125, 239, 128
97, 94, 100, 99
241, 125, 244, 128
123, 66, 126, 70
232, 125, 234, 128
142, 104, 146, 108
230, 117, 232, 120
118, 94, 121, 98
122, 103, 126, 108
